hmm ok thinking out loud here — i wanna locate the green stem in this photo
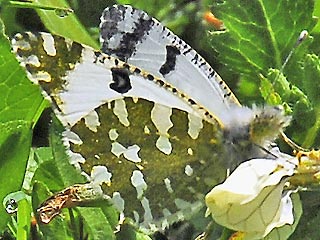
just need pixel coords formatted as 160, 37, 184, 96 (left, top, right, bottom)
7, 1, 73, 13
68, 209, 79, 240
16, 199, 31, 240
303, 105, 320, 147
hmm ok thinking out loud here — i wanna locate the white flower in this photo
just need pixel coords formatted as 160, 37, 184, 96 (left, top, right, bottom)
205, 149, 301, 239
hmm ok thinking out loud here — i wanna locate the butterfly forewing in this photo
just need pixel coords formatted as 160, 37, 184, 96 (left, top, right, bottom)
13, 32, 217, 127
100, 5, 240, 122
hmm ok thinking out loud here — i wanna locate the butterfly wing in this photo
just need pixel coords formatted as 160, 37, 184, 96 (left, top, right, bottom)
100, 5, 240, 122
12, 32, 226, 228
13, 32, 218, 127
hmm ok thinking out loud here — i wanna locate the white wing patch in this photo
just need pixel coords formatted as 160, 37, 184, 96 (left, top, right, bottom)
111, 142, 126, 158
62, 129, 83, 145
151, 103, 173, 154
113, 98, 130, 126
123, 145, 142, 163
184, 165, 193, 176
164, 178, 174, 193
90, 166, 112, 186
84, 110, 101, 132
26, 55, 41, 67
156, 136, 172, 155
41, 33, 56, 56
57, 47, 116, 127
111, 192, 125, 213
11, 33, 31, 51
187, 148, 193, 156
108, 128, 119, 141
131, 170, 147, 199
141, 197, 153, 224
33, 71, 52, 83
53, 45, 209, 129
110, 142, 141, 163
188, 113, 203, 139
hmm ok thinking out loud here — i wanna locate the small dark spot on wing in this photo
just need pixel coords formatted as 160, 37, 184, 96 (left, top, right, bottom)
110, 68, 132, 93
159, 45, 181, 76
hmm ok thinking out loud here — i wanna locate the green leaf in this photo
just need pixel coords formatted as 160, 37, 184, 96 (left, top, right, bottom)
48, 118, 86, 185
0, 31, 44, 125
302, 54, 320, 104
79, 208, 116, 240
210, 0, 315, 78
98, 202, 121, 233
299, 54, 320, 147
260, 69, 311, 107
32, 148, 65, 191
289, 192, 320, 240
312, 0, 320, 33
259, 71, 288, 105
2, 191, 32, 240
134, 232, 153, 240
34, 0, 99, 48
0, 122, 31, 232
209, 0, 316, 105
208, 0, 320, 150
32, 117, 86, 190
0, 19, 43, 231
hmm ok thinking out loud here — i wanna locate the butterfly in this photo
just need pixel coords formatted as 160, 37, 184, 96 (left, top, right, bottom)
12, 4, 290, 231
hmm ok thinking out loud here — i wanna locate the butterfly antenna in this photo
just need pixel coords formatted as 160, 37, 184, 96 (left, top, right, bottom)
278, 30, 309, 152
265, 30, 309, 103
264, 30, 309, 152
281, 30, 309, 73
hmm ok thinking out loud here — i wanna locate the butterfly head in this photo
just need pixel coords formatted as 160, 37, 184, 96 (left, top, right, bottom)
222, 105, 291, 168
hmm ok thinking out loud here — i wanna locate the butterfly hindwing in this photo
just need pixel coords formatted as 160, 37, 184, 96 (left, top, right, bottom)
74, 98, 226, 223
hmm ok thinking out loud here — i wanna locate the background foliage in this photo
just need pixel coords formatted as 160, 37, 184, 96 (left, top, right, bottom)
0, 0, 319, 239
